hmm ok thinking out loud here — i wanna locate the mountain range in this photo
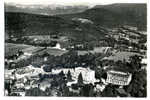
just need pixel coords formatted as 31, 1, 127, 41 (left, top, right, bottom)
5, 3, 147, 41
58, 3, 147, 30
5, 3, 90, 15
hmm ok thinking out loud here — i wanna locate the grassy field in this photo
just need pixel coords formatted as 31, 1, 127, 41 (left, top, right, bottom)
5, 43, 33, 57
5, 43, 68, 57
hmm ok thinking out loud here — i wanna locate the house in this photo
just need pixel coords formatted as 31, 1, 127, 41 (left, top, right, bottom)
14, 81, 25, 88
11, 88, 25, 96
8, 62, 17, 69
11, 38, 18, 42
141, 58, 147, 69
95, 84, 106, 92
53, 43, 61, 49
121, 25, 138, 31
106, 70, 132, 86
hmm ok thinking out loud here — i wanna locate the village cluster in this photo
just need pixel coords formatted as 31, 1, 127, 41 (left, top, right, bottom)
5, 25, 147, 97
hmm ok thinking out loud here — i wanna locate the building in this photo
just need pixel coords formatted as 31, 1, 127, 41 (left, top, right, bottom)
121, 25, 138, 31
5, 69, 16, 80
92, 47, 112, 54
106, 70, 132, 86
52, 67, 96, 84
11, 88, 25, 96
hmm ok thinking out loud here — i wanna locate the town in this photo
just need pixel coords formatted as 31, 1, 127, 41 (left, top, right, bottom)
5, 25, 147, 97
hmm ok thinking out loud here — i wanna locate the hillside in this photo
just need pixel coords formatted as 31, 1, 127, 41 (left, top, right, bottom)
5, 3, 146, 42
5, 12, 71, 35
5, 12, 106, 42
58, 3, 147, 30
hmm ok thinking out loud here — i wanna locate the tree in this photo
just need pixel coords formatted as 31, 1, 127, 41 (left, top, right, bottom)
78, 72, 83, 85
18, 50, 23, 56
38, 73, 43, 82
102, 84, 117, 97
43, 65, 52, 72
62, 86, 70, 96
124, 69, 147, 97
5, 82, 11, 95
59, 70, 65, 77
129, 55, 142, 72
25, 87, 46, 96
95, 68, 103, 79
80, 84, 94, 97
67, 70, 72, 81
45, 87, 51, 96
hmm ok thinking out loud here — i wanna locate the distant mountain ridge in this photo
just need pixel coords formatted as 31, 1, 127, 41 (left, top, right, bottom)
58, 3, 147, 30
5, 3, 90, 15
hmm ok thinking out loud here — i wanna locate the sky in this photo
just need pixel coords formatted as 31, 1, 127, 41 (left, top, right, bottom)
5, 0, 147, 6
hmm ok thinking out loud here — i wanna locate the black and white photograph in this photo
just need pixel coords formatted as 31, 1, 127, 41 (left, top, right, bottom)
3, 0, 147, 97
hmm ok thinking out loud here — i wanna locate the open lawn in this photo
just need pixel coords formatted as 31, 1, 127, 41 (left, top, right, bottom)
5, 43, 33, 57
